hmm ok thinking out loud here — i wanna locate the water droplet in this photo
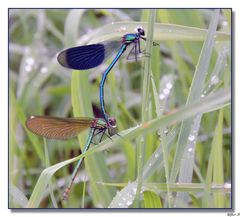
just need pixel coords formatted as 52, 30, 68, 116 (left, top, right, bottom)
188, 135, 195, 142
201, 94, 205, 98
166, 82, 173, 90
126, 200, 132, 206
163, 88, 170, 95
122, 197, 126, 201
210, 75, 219, 85
188, 147, 193, 152
224, 182, 231, 189
25, 65, 32, 72
222, 21, 228, 27
40, 67, 48, 74
81, 175, 87, 182
24, 47, 30, 54
164, 128, 168, 134
149, 163, 152, 167
159, 94, 165, 100
154, 153, 159, 158
26, 57, 35, 66
132, 188, 137, 195
118, 202, 122, 206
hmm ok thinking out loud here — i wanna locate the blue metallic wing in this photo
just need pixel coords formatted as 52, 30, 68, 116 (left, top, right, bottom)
57, 41, 121, 70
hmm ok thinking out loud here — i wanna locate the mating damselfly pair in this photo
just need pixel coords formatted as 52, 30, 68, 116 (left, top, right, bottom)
26, 26, 158, 199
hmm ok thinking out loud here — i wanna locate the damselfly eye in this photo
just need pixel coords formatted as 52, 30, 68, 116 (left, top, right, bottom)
137, 27, 145, 36
107, 117, 118, 136
108, 117, 117, 128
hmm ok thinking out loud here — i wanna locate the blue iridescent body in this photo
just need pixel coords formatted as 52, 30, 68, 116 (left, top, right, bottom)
57, 27, 146, 125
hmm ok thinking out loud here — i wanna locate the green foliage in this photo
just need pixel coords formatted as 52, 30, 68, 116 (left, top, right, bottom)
143, 191, 162, 208
9, 9, 231, 208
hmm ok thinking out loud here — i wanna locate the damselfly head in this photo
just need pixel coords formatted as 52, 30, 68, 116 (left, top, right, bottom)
108, 117, 117, 128
107, 117, 118, 137
136, 26, 145, 36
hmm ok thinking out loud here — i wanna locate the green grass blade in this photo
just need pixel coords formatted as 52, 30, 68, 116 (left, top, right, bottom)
9, 185, 29, 208
88, 22, 230, 44
143, 183, 231, 193
44, 139, 58, 208
170, 9, 221, 188
151, 75, 172, 207
143, 191, 162, 208
135, 9, 156, 207
203, 109, 227, 208
108, 181, 138, 208
212, 109, 225, 207
92, 88, 230, 155
27, 156, 78, 207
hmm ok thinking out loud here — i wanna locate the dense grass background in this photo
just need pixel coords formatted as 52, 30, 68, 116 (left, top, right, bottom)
9, 9, 231, 208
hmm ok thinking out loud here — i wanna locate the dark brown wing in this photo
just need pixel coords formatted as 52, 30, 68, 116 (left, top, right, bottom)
26, 116, 93, 140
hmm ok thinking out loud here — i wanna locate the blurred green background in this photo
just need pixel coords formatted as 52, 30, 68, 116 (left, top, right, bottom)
9, 9, 231, 208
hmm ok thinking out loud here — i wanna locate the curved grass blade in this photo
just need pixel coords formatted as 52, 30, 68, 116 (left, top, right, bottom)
170, 10, 221, 202
92, 88, 230, 155
87, 22, 230, 45
143, 191, 162, 208
26, 88, 230, 208
135, 9, 156, 207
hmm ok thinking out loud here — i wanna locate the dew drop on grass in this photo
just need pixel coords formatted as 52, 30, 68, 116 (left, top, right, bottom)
210, 75, 219, 85
40, 67, 48, 74
164, 128, 168, 134
163, 88, 170, 95
25, 65, 32, 72
222, 20, 228, 27
224, 182, 231, 189
132, 188, 137, 195
159, 93, 165, 100
166, 82, 173, 90
126, 200, 132, 206
188, 135, 195, 142
26, 57, 35, 66
188, 147, 193, 152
